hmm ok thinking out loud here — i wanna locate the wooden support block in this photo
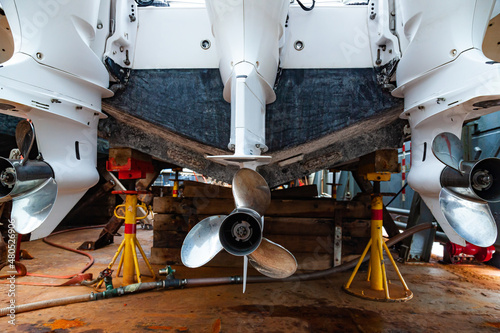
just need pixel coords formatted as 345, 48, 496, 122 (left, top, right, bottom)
358, 149, 399, 175
342, 219, 371, 256
150, 247, 181, 265
263, 235, 333, 254
342, 219, 371, 238
266, 199, 369, 218
154, 214, 190, 232
154, 196, 370, 219
342, 238, 371, 257
188, 198, 235, 215
263, 217, 333, 236
182, 181, 233, 198
296, 252, 333, 271
153, 197, 233, 215
271, 185, 318, 199
109, 147, 151, 165
151, 186, 173, 197
152, 197, 202, 215
152, 197, 186, 214
153, 230, 186, 248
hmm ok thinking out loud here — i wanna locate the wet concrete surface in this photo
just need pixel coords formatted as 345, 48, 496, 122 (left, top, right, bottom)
1, 227, 499, 332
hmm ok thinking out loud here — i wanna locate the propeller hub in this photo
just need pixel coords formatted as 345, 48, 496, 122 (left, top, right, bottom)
472, 170, 492, 191
0, 157, 54, 201
219, 208, 262, 256
232, 220, 253, 242
441, 157, 500, 202
0, 168, 16, 188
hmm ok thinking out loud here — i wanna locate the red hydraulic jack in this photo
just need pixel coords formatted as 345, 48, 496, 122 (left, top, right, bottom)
343, 173, 413, 302
446, 242, 495, 264
101, 148, 157, 287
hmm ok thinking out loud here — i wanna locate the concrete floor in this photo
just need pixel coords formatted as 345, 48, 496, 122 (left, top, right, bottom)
1, 227, 500, 333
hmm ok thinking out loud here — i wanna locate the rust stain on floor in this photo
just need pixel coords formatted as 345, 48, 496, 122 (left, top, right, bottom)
147, 325, 174, 330
146, 325, 189, 331
142, 324, 189, 331
145, 313, 199, 318
486, 322, 500, 329
43, 318, 86, 330
211, 318, 222, 333
228, 305, 383, 332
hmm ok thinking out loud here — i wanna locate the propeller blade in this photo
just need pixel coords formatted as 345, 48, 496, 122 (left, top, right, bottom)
440, 188, 498, 247
232, 168, 271, 215
243, 255, 248, 293
12, 178, 57, 234
432, 132, 464, 172
15, 119, 35, 162
248, 237, 297, 279
181, 215, 226, 268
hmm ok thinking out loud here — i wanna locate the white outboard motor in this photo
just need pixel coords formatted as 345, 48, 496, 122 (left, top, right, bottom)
205, 0, 289, 170
393, 0, 500, 247
0, 0, 113, 238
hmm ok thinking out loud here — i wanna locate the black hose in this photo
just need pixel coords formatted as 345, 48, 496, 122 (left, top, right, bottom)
385, 182, 408, 207
0, 223, 434, 316
296, 0, 315, 11
135, 0, 154, 6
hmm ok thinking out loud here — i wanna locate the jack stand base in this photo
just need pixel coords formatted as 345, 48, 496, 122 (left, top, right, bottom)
343, 191, 413, 302
343, 281, 413, 302
98, 191, 156, 287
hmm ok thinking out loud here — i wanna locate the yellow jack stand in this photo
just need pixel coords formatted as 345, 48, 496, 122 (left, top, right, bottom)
343, 184, 413, 302
171, 167, 182, 198
100, 190, 157, 287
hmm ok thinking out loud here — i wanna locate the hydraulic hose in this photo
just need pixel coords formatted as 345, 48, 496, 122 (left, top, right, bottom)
0, 225, 105, 286
1, 294, 92, 317
0, 280, 181, 317
0, 223, 434, 316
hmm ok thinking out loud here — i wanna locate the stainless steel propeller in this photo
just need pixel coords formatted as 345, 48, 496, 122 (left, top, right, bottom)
15, 119, 35, 164
432, 132, 499, 247
181, 168, 298, 292
432, 132, 464, 172
0, 120, 57, 234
